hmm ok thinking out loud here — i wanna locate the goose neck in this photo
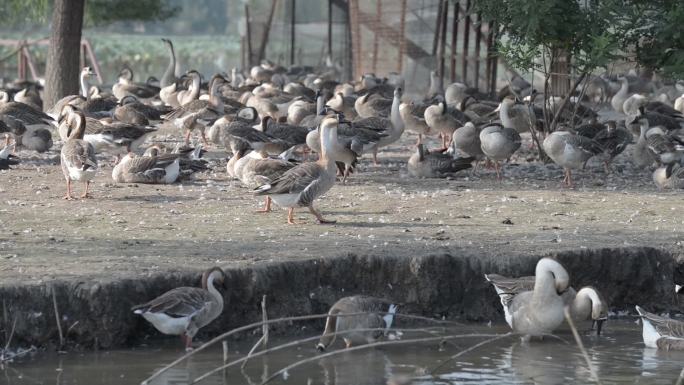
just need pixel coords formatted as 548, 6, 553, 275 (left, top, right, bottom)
160, 42, 176, 88
390, 93, 403, 132
80, 73, 90, 99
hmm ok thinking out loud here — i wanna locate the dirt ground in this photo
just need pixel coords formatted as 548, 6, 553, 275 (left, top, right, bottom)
1, 123, 683, 287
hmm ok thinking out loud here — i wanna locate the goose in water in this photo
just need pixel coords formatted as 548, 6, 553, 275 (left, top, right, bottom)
479, 124, 521, 181
635, 306, 684, 350
499, 258, 570, 339
316, 295, 397, 351
542, 130, 603, 187
132, 267, 226, 351
407, 144, 472, 178
485, 274, 608, 334
60, 111, 97, 200
254, 115, 341, 224
112, 152, 180, 184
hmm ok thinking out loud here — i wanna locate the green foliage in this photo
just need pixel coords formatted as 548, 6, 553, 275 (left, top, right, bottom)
85, 0, 180, 25
1, 0, 49, 24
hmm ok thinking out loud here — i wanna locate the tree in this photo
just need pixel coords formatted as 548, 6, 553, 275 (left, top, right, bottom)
5, 0, 180, 110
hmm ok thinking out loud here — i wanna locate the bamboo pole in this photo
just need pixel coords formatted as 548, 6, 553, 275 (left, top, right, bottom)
398, 0, 407, 72
245, 5, 253, 67
290, 0, 296, 65
372, 0, 381, 74
450, 2, 459, 82
438, 0, 448, 82
473, 13, 482, 89
432, 0, 443, 56
257, 0, 279, 64
461, 0, 471, 85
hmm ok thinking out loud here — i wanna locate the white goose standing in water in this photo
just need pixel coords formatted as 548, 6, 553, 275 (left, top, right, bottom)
255, 115, 342, 224
504, 258, 570, 340
132, 267, 226, 351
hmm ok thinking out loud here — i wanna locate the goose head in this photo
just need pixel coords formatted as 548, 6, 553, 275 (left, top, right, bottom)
118, 67, 134, 83
577, 286, 608, 335
118, 95, 139, 106
535, 257, 569, 295
201, 267, 226, 290
237, 106, 258, 123
161, 38, 174, 48
394, 87, 403, 99
81, 66, 95, 78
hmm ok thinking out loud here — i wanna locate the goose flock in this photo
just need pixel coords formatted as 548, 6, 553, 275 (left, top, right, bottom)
0, 39, 683, 355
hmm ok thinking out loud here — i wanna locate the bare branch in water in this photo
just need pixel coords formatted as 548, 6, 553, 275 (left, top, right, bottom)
192, 326, 448, 383
141, 311, 459, 385
427, 333, 513, 374
675, 368, 684, 385
564, 306, 603, 385
259, 333, 504, 385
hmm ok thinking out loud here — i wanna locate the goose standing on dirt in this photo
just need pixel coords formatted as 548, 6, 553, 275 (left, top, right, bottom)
543, 130, 603, 187
132, 267, 226, 351
233, 150, 297, 212
60, 111, 98, 200
503, 258, 570, 340
635, 306, 684, 350
611, 75, 632, 114
497, 96, 534, 134
407, 144, 472, 178
316, 295, 397, 351
424, 100, 468, 150
254, 115, 341, 225
451, 121, 484, 161
479, 124, 521, 180
576, 121, 633, 172
399, 100, 430, 145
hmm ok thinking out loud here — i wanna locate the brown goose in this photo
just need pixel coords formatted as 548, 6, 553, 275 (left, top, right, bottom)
354, 93, 392, 118
132, 267, 226, 351
112, 152, 180, 184
653, 163, 684, 190
424, 100, 469, 149
163, 74, 226, 145
112, 67, 159, 101
316, 296, 397, 351
407, 144, 472, 178
399, 100, 430, 145
60, 111, 98, 200
254, 115, 340, 224
636, 306, 684, 350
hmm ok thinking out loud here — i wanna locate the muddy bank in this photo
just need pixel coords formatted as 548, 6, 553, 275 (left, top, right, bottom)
0, 246, 676, 350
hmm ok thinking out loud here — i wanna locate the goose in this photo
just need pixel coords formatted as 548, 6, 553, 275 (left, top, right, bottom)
18, 126, 53, 153
326, 92, 358, 120
635, 106, 684, 132
635, 306, 684, 350
399, 101, 430, 145
112, 67, 158, 101
60, 111, 98, 200
643, 100, 683, 118
632, 117, 658, 169
354, 93, 392, 118
622, 94, 647, 116
176, 70, 202, 106
160, 38, 178, 88
260, 116, 310, 150
162, 74, 226, 145
497, 96, 534, 134
427, 70, 443, 98
49, 67, 117, 119
112, 152, 180, 184
144, 145, 208, 180
306, 113, 386, 162
316, 295, 397, 351
645, 126, 684, 165
132, 267, 225, 351
542, 130, 603, 187
0, 142, 19, 170
575, 121, 633, 172
485, 274, 608, 335
114, 95, 171, 122
424, 100, 469, 150
0, 114, 27, 146
504, 258, 570, 339
407, 144, 472, 178
250, 63, 274, 83
611, 75, 632, 114
254, 115, 340, 224
479, 124, 522, 180
220, 119, 290, 156
653, 163, 684, 190
0, 91, 55, 133
288, 96, 319, 126
675, 94, 684, 114
451, 122, 484, 160
233, 150, 297, 212
445, 82, 468, 107
13, 87, 42, 110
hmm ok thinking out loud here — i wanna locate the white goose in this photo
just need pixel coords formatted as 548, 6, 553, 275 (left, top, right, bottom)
504, 258, 570, 339
132, 267, 225, 351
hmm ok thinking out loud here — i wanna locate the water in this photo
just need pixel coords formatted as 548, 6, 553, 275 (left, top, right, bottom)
3, 321, 684, 385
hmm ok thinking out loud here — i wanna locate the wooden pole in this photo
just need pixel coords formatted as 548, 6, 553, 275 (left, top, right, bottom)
290, 0, 296, 65
349, 0, 361, 79
450, 2, 459, 82
245, 5, 253, 67
473, 13, 482, 89
489, 22, 498, 96
461, 0, 471, 86
432, 0, 443, 56
438, 0, 448, 82
372, 0, 381, 74
327, 0, 333, 59
257, 0, 279, 64
398, 0, 407, 72
485, 21, 494, 93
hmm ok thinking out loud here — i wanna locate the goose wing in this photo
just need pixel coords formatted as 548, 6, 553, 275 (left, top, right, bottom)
62, 140, 97, 170
566, 133, 604, 156
125, 155, 178, 174
255, 162, 324, 195
636, 306, 684, 339
132, 287, 214, 318
425, 152, 473, 174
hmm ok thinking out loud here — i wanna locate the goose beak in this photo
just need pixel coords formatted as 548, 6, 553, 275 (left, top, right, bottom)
594, 318, 606, 336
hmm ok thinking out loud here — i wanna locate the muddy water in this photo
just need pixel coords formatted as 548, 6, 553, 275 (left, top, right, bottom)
3, 321, 684, 385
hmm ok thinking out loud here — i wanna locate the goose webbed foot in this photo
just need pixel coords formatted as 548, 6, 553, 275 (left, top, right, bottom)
63, 180, 74, 200
256, 197, 272, 213
309, 206, 336, 224
80, 181, 92, 199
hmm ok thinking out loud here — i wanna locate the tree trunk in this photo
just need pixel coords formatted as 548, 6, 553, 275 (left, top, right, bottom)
44, 0, 85, 111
